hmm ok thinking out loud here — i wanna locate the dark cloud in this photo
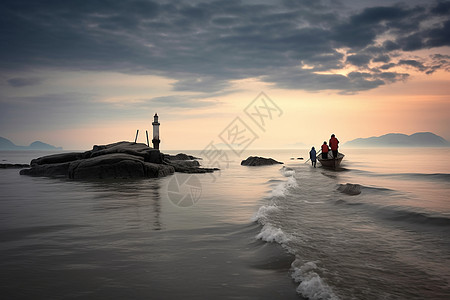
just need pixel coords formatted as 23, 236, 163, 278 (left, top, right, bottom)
373, 55, 391, 63
7, 77, 44, 87
398, 59, 427, 72
431, 1, 450, 15
0, 0, 449, 94
347, 54, 372, 67
380, 63, 396, 70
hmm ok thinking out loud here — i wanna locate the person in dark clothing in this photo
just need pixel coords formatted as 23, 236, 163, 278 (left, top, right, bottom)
329, 134, 339, 158
321, 141, 329, 159
309, 146, 317, 168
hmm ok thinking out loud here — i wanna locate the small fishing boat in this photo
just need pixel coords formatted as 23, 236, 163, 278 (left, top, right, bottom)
317, 152, 345, 169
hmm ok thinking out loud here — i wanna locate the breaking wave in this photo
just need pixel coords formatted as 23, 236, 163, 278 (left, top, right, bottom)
256, 223, 290, 244
291, 260, 339, 300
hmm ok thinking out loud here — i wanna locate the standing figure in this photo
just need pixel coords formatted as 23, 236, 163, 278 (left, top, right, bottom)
321, 141, 329, 159
329, 134, 339, 158
309, 146, 317, 168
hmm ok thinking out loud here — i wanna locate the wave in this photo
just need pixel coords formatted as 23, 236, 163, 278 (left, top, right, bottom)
280, 166, 295, 177
333, 198, 450, 227
383, 208, 450, 227
251, 204, 279, 224
267, 167, 298, 198
349, 169, 450, 182
256, 223, 290, 244
400, 173, 450, 182
291, 259, 339, 300
254, 165, 340, 299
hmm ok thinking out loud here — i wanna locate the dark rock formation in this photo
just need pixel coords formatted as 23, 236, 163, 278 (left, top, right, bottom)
163, 153, 217, 173
0, 163, 30, 169
337, 183, 361, 195
19, 141, 216, 179
163, 153, 200, 161
30, 152, 83, 166
241, 156, 283, 166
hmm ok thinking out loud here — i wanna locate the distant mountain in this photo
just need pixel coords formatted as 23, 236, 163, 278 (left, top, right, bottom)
0, 137, 17, 150
344, 132, 449, 147
0, 137, 62, 150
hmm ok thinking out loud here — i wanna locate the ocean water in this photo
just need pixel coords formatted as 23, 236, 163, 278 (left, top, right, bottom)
0, 148, 449, 299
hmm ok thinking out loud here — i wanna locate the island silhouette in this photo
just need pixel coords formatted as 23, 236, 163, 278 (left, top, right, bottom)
344, 132, 449, 148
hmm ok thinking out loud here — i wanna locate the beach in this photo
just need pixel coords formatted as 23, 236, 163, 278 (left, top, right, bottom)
0, 148, 449, 299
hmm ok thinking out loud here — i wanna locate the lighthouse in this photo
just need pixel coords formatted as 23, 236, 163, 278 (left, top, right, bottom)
152, 113, 160, 150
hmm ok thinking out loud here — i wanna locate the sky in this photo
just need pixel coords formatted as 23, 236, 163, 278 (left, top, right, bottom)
0, 0, 449, 150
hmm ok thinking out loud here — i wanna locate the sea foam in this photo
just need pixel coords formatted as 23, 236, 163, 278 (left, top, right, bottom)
256, 223, 289, 244
251, 204, 279, 223
271, 170, 298, 198
291, 260, 339, 300
281, 166, 295, 177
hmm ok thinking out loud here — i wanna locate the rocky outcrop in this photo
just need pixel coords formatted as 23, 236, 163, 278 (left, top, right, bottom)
0, 163, 30, 169
19, 142, 215, 179
163, 153, 217, 173
337, 183, 361, 195
241, 156, 283, 166
163, 153, 200, 161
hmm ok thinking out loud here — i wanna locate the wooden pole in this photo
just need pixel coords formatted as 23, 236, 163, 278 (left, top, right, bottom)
134, 129, 139, 143
146, 130, 149, 147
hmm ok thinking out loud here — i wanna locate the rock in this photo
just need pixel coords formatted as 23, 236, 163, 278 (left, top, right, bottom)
163, 153, 217, 173
337, 183, 361, 195
20, 162, 71, 177
241, 156, 283, 166
30, 152, 82, 166
0, 163, 30, 169
166, 160, 217, 173
20, 141, 213, 179
67, 153, 174, 179
85, 141, 164, 164
163, 153, 201, 160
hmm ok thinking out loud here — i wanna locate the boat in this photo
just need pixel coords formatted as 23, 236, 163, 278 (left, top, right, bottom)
317, 152, 345, 169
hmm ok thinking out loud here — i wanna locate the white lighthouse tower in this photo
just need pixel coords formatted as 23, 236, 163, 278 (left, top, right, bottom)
152, 113, 160, 150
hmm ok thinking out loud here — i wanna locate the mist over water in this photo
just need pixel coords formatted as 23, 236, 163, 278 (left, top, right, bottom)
1, 148, 449, 299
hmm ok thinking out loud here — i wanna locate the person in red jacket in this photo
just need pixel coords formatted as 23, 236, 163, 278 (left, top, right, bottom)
329, 134, 339, 158
321, 141, 329, 159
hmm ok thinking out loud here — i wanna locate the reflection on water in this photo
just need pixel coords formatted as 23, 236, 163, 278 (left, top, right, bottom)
88, 180, 163, 231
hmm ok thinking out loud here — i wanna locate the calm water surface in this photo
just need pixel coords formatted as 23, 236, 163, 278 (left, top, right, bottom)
0, 148, 449, 299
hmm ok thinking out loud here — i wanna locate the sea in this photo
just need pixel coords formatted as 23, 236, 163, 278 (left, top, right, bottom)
0, 148, 449, 300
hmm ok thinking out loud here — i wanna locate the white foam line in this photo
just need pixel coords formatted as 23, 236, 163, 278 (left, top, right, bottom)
291, 260, 339, 300
255, 223, 290, 244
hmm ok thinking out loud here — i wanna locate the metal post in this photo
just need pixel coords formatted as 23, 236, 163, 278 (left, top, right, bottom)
146, 130, 149, 147
134, 129, 139, 143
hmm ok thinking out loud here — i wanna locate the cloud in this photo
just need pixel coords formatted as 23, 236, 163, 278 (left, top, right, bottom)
0, 0, 449, 94
398, 59, 427, 72
346, 54, 372, 67
7, 77, 44, 87
149, 95, 221, 108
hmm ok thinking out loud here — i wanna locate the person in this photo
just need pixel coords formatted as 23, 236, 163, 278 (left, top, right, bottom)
321, 141, 329, 159
309, 146, 317, 168
329, 134, 339, 158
